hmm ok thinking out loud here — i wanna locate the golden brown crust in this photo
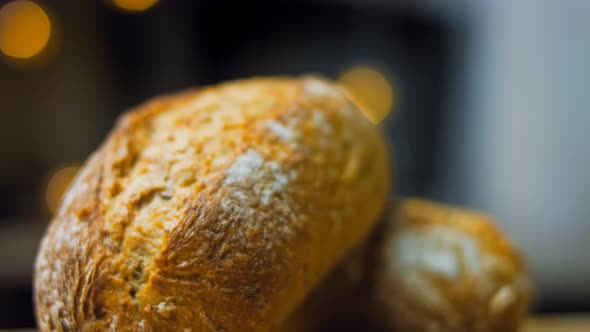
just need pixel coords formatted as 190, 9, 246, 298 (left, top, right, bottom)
374, 198, 532, 332
34, 77, 391, 331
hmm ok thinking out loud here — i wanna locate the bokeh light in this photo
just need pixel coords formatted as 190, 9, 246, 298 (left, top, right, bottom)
339, 66, 395, 124
45, 165, 80, 214
0, 1, 51, 59
112, 0, 159, 12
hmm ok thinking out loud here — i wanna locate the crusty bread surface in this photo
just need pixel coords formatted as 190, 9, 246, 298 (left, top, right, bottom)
374, 198, 531, 332
34, 77, 391, 331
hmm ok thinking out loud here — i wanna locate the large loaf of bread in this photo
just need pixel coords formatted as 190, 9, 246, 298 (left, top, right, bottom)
34, 77, 391, 331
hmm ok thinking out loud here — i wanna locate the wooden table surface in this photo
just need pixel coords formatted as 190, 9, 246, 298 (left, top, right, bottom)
522, 315, 590, 331
7, 316, 590, 331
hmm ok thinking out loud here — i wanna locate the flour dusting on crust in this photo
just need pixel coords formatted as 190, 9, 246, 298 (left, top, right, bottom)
222, 149, 292, 216
304, 78, 344, 98
224, 149, 265, 185
392, 226, 485, 279
265, 120, 294, 141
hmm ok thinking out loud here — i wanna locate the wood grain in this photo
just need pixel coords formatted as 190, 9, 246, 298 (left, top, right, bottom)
523, 315, 590, 332
6, 315, 590, 331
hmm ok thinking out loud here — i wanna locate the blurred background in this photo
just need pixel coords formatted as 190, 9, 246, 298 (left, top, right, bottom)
0, 0, 588, 328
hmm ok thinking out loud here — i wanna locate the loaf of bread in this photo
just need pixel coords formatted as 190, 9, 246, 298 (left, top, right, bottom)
279, 198, 531, 332
34, 77, 391, 331
373, 198, 531, 331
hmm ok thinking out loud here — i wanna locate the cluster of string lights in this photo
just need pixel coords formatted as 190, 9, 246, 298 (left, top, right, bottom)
0, 0, 159, 59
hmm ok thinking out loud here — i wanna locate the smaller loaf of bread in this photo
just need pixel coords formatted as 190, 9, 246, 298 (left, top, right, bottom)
34, 77, 391, 331
374, 198, 531, 332
278, 198, 531, 332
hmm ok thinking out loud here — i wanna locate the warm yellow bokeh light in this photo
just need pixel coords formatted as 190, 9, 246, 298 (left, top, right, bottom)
113, 0, 159, 12
0, 1, 51, 59
45, 165, 80, 214
339, 66, 395, 124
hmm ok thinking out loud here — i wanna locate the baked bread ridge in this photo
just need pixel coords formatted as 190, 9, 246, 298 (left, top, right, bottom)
34, 76, 391, 331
